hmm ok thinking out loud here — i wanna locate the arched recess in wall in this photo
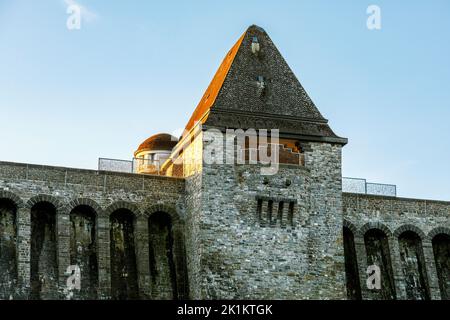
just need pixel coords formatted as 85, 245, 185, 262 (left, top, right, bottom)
431, 229, 450, 300
364, 228, 396, 300
29, 200, 59, 300
343, 224, 361, 300
147, 205, 188, 300
110, 208, 139, 300
397, 230, 430, 300
69, 204, 99, 299
0, 196, 19, 299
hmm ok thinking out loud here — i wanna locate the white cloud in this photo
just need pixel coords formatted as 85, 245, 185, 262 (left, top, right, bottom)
63, 0, 98, 23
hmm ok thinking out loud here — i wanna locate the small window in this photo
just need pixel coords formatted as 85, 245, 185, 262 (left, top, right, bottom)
267, 200, 273, 224
288, 202, 295, 226
256, 199, 262, 221
278, 201, 284, 226
256, 198, 295, 228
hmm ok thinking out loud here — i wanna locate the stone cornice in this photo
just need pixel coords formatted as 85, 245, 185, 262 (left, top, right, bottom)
204, 109, 348, 145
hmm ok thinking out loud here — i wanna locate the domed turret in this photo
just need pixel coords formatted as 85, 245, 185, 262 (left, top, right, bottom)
134, 133, 178, 174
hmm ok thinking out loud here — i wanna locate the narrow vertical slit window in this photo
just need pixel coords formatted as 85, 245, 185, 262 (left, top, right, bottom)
278, 201, 284, 227
267, 200, 273, 225
288, 202, 295, 226
256, 199, 262, 223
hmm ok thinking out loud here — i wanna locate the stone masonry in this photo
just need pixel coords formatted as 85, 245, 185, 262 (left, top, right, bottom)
0, 161, 188, 299
343, 193, 450, 300
0, 25, 449, 300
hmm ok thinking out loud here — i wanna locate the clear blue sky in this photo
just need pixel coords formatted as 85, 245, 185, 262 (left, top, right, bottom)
1, 0, 449, 200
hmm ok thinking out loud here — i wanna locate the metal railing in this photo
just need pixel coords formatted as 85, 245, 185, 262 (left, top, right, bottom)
98, 158, 133, 173
342, 177, 397, 197
98, 159, 397, 197
98, 158, 164, 175
133, 157, 163, 174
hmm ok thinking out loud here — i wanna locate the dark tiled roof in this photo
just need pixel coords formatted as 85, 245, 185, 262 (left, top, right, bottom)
182, 25, 346, 144
184, 31, 245, 134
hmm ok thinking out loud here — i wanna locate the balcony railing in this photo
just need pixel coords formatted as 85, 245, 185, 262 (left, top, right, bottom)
98, 158, 164, 175
342, 177, 397, 197
98, 159, 397, 197
98, 158, 133, 173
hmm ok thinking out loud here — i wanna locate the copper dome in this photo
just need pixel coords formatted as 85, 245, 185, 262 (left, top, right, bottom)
134, 133, 178, 156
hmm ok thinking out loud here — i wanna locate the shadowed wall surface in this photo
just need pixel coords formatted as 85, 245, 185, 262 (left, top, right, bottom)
433, 234, 450, 299
30, 202, 58, 300
148, 212, 177, 299
70, 205, 98, 299
110, 209, 139, 300
398, 231, 429, 300
0, 199, 17, 299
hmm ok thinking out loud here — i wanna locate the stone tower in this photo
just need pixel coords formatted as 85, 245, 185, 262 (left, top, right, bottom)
164, 25, 348, 299
1, 25, 448, 300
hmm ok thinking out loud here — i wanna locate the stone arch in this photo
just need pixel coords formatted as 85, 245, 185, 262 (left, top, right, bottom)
0, 190, 20, 298
68, 198, 100, 299
146, 204, 188, 299
28, 195, 62, 299
430, 230, 450, 300
428, 227, 450, 240
360, 222, 392, 238
343, 219, 360, 237
0, 189, 24, 209
343, 223, 361, 300
105, 201, 141, 218
109, 202, 140, 300
397, 229, 430, 300
67, 198, 103, 216
363, 226, 396, 299
26, 194, 68, 215
394, 224, 426, 240
145, 204, 182, 224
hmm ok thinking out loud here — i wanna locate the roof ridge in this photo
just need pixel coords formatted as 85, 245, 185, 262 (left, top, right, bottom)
181, 25, 345, 144
183, 30, 246, 135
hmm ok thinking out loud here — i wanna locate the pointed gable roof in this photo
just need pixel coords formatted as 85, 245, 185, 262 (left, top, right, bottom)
184, 25, 346, 145
184, 32, 245, 135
